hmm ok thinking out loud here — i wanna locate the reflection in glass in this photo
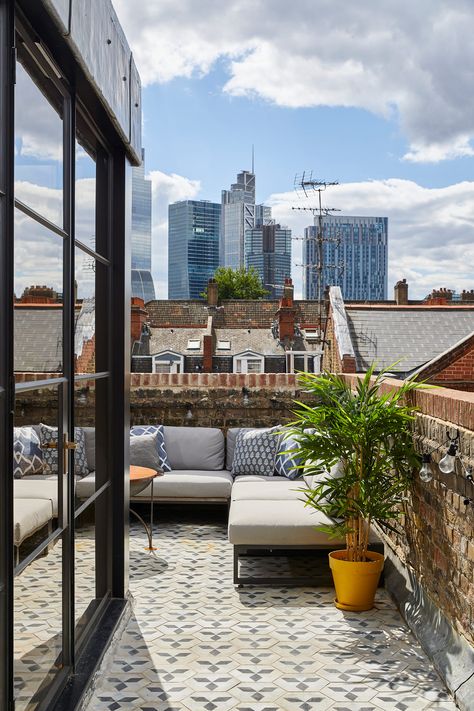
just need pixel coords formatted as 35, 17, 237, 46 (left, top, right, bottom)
14, 539, 63, 711
14, 384, 61, 561
74, 377, 97, 510
14, 209, 63, 374
75, 500, 97, 634
75, 247, 96, 373
75, 139, 96, 251
14, 61, 63, 227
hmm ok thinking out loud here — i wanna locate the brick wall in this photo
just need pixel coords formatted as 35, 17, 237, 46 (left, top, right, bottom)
342, 374, 474, 646
418, 334, 474, 391
130, 373, 306, 430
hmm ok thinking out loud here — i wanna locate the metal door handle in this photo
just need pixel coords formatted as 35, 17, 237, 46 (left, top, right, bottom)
42, 434, 76, 471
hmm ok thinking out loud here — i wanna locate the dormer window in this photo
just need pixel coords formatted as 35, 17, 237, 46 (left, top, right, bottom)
217, 340, 231, 350
187, 339, 201, 350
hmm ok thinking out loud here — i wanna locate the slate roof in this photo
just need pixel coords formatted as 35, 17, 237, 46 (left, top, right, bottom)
149, 328, 206, 356
146, 299, 322, 329
346, 307, 474, 374
213, 328, 284, 356
14, 307, 63, 372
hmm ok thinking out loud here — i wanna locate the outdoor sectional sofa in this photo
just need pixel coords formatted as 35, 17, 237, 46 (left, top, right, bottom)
13, 425, 380, 581
79, 425, 353, 585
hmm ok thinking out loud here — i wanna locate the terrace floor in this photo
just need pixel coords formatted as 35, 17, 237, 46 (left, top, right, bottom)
82, 507, 457, 711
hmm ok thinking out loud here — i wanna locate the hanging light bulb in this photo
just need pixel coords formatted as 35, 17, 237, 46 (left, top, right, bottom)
419, 453, 433, 483
438, 441, 458, 474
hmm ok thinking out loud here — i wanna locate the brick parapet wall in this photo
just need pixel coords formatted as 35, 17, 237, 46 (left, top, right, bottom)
130, 373, 305, 430
341, 375, 474, 645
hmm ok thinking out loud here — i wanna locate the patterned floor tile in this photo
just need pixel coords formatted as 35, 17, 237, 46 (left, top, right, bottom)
77, 515, 457, 711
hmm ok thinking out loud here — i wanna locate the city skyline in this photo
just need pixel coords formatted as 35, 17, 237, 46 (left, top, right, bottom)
114, 1, 474, 301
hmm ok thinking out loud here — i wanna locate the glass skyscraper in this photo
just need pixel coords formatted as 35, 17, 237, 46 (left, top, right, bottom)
303, 215, 388, 301
245, 223, 292, 297
131, 149, 156, 303
220, 170, 256, 268
168, 200, 221, 298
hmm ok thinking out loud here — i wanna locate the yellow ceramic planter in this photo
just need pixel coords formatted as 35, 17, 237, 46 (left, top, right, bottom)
329, 550, 384, 611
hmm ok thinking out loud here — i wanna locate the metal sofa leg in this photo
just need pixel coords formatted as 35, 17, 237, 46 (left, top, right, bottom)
233, 546, 242, 587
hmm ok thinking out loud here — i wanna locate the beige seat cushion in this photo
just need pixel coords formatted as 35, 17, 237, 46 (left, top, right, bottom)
76, 469, 234, 501
228, 498, 346, 546
14, 479, 59, 517
232, 476, 305, 501
133, 470, 233, 500
14, 499, 52, 546
75, 472, 96, 500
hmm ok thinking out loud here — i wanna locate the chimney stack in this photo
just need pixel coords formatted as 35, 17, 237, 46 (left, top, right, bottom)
277, 277, 296, 341
394, 278, 408, 305
131, 297, 148, 343
280, 276, 294, 308
207, 277, 218, 306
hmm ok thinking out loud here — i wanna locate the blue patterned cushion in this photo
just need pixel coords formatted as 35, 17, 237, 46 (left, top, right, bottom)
39, 424, 89, 477
130, 425, 171, 472
231, 427, 281, 477
13, 427, 43, 478
275, 433, 304, 480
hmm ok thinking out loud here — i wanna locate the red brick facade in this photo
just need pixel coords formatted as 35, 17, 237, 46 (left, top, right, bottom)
416, 333, 474, 391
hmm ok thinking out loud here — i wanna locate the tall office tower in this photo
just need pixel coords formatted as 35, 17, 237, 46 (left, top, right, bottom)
220, 170, 256, 268
303, 215, 388, 301
245, 223, 292, 298
168, 200, 221, 299
255, 203, 272, 226
131, 149, 156, 303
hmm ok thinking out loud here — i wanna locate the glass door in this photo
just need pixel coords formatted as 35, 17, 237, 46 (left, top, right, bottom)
11, 23, 112, 709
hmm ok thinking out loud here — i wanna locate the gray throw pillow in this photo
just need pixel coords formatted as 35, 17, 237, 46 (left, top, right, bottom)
232, 426, 281, 477
130, 432, 161, 471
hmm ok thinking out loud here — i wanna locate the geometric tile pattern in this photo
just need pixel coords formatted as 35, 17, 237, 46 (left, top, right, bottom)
83, 510, 458, 711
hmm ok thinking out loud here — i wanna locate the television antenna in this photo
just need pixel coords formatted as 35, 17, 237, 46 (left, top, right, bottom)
292, 174, 340, 335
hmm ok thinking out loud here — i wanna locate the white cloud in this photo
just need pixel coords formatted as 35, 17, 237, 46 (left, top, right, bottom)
267, 178, 474, 299
114, 0, 474, 162
148, 170, 201, 297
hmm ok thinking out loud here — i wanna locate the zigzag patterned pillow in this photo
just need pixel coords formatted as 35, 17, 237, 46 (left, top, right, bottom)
275, 433, 304, 480
231, 426, 281, 477
130, 425, 171, 472
13, 427, 43, 478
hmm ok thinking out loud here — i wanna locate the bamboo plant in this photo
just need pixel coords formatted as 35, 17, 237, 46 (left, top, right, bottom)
287, 365, 427, 562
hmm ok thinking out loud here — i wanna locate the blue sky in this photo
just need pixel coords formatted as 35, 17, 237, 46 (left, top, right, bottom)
143, 65, 474, 201
118, 1, 474, 298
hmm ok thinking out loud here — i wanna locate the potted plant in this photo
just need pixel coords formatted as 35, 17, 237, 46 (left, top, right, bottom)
287, 365, 426, 611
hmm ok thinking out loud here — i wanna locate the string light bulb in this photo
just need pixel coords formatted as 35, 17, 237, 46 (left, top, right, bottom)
439, 440, 458, 474
419, 453, 433, 483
